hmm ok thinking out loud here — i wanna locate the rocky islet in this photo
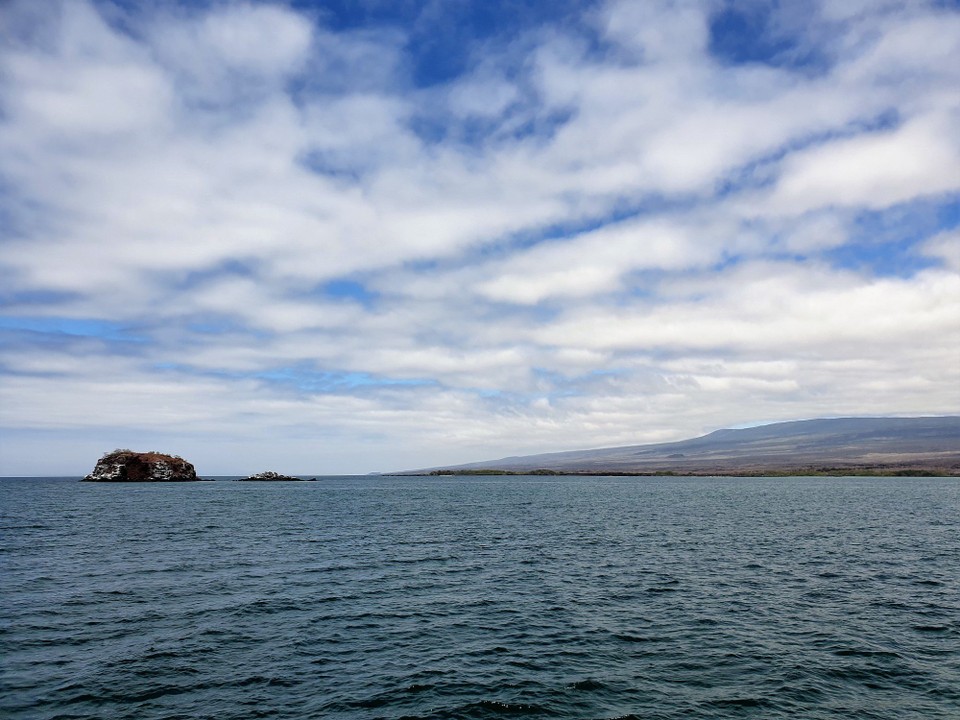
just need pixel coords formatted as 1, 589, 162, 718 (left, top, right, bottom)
82, 450, 198, 482
81, 452, 316, 481
235, 471, 314, 481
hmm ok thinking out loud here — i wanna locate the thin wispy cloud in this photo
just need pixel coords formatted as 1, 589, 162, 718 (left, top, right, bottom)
1, 0, 958, 474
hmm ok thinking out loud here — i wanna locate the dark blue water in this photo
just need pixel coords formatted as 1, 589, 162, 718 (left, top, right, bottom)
2, 476, 958, 719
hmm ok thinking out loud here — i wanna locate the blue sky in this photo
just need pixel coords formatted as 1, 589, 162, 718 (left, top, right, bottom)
1, 0, 958, 475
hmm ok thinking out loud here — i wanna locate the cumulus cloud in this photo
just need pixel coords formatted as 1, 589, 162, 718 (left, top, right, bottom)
766, 112, 960, 213
473, 217, 714, 304
0, 0, 958, 474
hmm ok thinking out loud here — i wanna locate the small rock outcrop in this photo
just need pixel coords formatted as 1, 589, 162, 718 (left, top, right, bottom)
82, 449, 198, 482
235, 471, 313, 481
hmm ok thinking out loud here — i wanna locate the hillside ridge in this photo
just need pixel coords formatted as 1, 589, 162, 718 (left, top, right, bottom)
405, 416, 960, 476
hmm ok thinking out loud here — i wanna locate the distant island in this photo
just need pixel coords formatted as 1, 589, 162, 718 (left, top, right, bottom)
81, 453, 314, 482
235, 471, 315, 482
78, 417, 960, 481
82, 449, 199, 482
400, 416, 960, 477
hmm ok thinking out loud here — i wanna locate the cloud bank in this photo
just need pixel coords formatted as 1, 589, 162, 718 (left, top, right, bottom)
1, 0, 958, 474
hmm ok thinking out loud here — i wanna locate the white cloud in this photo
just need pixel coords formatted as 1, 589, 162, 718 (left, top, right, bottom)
447, 76, 520, 118
474, 217, 714, 304
197, 4, 313, 76
533, 261, 960, 355
146, 2, 313, 104
766, 112, 960, 214
921, 230, 960, 272
776, 213, 850, 253
1, 0, 958, 475
598, 0, 709, 63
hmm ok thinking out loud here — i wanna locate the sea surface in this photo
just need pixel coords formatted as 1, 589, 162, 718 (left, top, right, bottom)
1, 475, 958, 719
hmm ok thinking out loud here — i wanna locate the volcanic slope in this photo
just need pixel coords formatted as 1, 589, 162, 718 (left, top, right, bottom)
413, 417, 960, 475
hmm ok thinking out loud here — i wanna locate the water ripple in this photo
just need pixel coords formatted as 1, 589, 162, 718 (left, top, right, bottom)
2, 475, 959, 719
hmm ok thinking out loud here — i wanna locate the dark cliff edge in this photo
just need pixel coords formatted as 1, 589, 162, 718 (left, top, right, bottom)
82, 450, 199, 482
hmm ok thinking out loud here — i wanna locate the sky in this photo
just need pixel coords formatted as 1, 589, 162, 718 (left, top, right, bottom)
1, 0, 958, 476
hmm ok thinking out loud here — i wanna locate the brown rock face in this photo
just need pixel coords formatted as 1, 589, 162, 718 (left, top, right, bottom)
82, 450, 198, 482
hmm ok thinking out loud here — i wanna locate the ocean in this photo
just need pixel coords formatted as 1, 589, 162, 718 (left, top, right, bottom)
1, 475, 958, 719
